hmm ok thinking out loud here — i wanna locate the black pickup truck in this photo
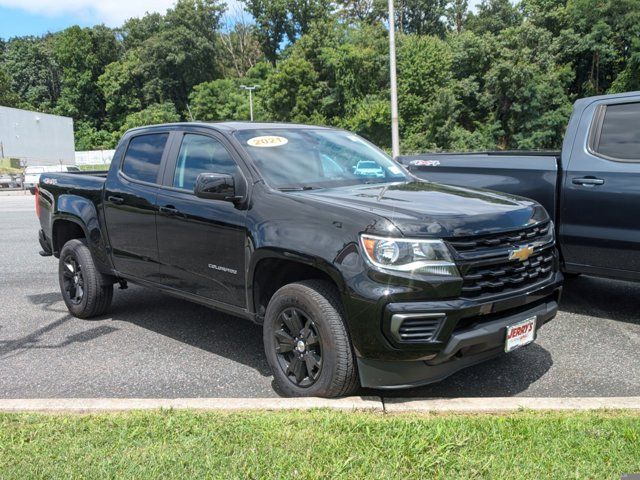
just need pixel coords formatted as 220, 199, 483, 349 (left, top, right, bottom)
400, 91, 640, 282
37, 123, 562, 397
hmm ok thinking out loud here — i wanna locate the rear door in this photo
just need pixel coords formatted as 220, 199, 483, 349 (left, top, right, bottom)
155, 129, 249, 307
561, 99, 640, 276
103, 131, 171, 280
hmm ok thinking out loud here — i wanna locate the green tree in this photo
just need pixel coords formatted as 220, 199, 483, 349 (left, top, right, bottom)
446, 0, 469, 33
243, 0, 289, 64
467, 0, 522, 35
0, 66, 19, 107
74, 121, 119, 150
119, 13, 164, 51
119, 103, 181, 133
52, 26, 118, 124
566, 0, 640, 95
336, 0, 386, 25
396, 0, 448, 36
190, 78, 263, 121
218, 16, 263, 77
98, 49, 146, 128
98, 0, 225, 130
263, 55, 326, 122
286, 0, 333, 39
3, 36, 60, 111
396, 34, 454, 150
482, 23, 573, 149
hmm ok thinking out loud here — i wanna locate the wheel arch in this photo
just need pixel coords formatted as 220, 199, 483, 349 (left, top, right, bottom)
52, 194, 114, 274
248, 249, 348, 323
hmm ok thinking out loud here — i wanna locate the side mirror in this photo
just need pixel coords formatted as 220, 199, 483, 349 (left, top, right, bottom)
194, 173, 237, 202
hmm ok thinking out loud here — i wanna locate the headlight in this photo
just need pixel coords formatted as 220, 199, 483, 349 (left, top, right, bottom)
360, 235, 459, 276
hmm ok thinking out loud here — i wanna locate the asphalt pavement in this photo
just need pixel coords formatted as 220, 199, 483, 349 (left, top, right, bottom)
1, 194, 639, 398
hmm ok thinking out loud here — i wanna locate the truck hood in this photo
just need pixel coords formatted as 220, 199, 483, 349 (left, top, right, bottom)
301, 181, 548, 237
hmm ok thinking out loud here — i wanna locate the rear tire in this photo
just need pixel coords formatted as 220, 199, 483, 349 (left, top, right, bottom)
263, 280, 359, 398
58, 239, 113, 318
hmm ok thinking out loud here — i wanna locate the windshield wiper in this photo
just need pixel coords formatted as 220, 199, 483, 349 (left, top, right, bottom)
277, 186, 317, 192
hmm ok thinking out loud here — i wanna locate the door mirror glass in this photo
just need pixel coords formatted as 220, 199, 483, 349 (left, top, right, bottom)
194, 173, 236, 201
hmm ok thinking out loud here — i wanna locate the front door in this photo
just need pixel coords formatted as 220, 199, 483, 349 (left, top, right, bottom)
104, 132, 170, 281
561, 99, 640, 275
156, 131, 249, 307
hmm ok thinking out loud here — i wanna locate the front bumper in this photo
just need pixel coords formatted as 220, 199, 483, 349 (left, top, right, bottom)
357, 291, 559, 389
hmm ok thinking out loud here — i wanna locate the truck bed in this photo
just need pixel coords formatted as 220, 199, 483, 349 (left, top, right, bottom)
398, 152, 561, 221
37, 171, 107, 248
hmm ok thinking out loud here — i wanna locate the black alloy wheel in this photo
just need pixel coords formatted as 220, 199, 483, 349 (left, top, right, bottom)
62, 255, 85, 305
263, 280, 359, 397
58, 239, 113, 318
273, 307, 323, 388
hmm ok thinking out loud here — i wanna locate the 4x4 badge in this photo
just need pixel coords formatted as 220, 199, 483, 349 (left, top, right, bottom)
509, 245, 534, 262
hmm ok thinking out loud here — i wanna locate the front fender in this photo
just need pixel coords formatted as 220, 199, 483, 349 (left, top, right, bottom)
246, 247, 350, 316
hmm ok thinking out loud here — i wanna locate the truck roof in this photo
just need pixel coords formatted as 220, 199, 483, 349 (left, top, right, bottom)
125, 121, 332, 135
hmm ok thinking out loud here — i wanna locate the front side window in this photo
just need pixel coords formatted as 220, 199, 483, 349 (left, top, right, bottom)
596, 102, 640, 161
235, 128, 408, 190
121, 133, 168, 183
173, 134, 239, 191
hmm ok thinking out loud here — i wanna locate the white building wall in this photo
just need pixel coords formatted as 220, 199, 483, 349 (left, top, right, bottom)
75, 150, 115, 166
0, 106, 75, 166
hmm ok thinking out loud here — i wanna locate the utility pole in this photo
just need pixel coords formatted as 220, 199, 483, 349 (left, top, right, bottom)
240, 85, 259, 122
388, 0, 400, 159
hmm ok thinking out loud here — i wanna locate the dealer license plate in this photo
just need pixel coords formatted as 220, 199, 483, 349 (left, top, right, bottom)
505, 316, 536, 353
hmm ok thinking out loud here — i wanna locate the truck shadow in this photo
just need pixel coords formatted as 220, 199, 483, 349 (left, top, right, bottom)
559, 275, 640, 324
366, 344, 552, 398
0, 311, 119, 360
105, 287, 553, 398
106, 286, 273, 378
24, 275, 632, 398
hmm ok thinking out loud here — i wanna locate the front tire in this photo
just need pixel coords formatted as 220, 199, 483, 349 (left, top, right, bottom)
58, 239, 113, 318
263, 280, 359, 398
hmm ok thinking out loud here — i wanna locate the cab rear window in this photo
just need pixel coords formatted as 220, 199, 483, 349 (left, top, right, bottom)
121, 133, 168, 183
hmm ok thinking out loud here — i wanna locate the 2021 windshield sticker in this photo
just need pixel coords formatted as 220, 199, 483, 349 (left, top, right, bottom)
247, 136, 289, 148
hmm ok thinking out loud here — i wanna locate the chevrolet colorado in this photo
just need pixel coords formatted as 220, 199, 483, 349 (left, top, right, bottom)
36, 123, 562, 397
400, 91, 640, 282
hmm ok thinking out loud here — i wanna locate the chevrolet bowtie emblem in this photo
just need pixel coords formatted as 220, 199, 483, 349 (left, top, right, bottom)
509, 245, 534, 262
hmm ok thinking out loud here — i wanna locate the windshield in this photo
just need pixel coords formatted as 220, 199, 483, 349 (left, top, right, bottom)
235, 128, 408, 189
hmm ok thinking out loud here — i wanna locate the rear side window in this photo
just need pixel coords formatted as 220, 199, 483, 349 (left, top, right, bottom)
122, 133, 169, 183
173, 134, 238, 191
596, 103, 640, 161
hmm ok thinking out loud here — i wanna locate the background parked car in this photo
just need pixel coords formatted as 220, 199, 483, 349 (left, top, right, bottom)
0, 174, 21, 189
24, 165, 80, 194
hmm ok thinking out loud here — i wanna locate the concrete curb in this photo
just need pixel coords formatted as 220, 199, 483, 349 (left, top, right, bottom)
0, 190, 30, 196
1, 397, 640, 413
383, 397, 640, 413
0, 396, 383, 413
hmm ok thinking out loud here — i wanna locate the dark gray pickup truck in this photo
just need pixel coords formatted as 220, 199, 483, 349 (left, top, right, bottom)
400, 91, 640, 282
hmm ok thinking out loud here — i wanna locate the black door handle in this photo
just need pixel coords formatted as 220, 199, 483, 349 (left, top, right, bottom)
159, 205, 180, 216
108, 195, 124, 205
572, 177, 604, 186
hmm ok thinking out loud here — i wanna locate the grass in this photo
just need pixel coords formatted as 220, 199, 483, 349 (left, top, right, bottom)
0, 166, 22, 175
0, 410, 639, 479
78, 163, 110, 171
